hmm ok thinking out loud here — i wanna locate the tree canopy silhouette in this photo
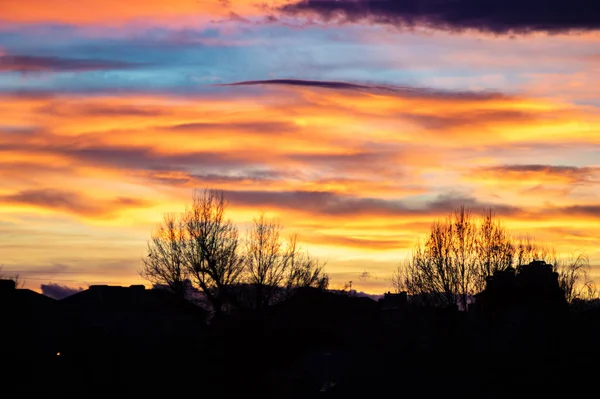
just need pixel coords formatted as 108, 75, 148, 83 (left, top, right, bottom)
393, 206, 595, 307
244, 213, 290, 309
140, 188, 328, 315
244, 213, 329, 309
141, 189, 244, 315
185, 189, 245, 315
141, 213, 188, 300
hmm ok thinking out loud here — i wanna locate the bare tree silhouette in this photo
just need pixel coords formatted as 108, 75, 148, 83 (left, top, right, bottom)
395, 207, 479, 308
141, 188, 329, 315
184, 188, 245, 316
502, 236, 596, 302
391, 260, 409, 294
474, 208, 514, 292
244, 213, 290, 309
244, 215, 329, 309
513, 234, 555, 267
140, 188, 244, 315
452, 206, 478, 310
556, 253, 597, 302
394, 206, 595, 307
284, 233, 329, 291
141, 213, 188, 299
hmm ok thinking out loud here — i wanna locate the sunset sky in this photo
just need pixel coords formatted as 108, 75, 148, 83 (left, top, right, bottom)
1, 0, 599, 294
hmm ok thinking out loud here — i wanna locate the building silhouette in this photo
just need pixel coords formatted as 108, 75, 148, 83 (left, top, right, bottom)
474, 260, 567, 312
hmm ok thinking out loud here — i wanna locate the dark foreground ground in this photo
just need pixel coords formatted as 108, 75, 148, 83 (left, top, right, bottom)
3, 286, 600, 398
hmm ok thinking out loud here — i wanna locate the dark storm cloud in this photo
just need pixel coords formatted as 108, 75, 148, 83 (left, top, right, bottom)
221, 79, 505, 101
223, 189, 525, 218
224, 189, 407, 216
0, 139, 273, 184
168, 121, 298, 135
291, 152, 387, 164
145, 170, 295, 187
486, 164, 598, 175
222, 78, 381, 91
400, 110, 536, 130
0, 189, 149, 217
54, 105, 169, 118
303, 233, 415, 250
0, 55, 140, 73
477, 164, 600, 183
53, 145, 249, 172
280, 0, 600, 34
290, 151, 402, 174
427, 193, 523, 216
192, 169, 295, 182
559, 205, 600, 218
224, 188, 600, 222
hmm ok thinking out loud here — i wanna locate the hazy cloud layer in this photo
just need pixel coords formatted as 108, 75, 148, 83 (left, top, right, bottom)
0, 189, 150, 218
473, 165, 600, 184
223, 79, 506, 100
223, 189, 526, 219
281, 0, 600, 34
0, 55, 140, 73
40, 283, 84, 299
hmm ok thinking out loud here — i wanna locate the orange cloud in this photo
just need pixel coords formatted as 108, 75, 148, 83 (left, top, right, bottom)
2, 82, 600, 293
1, 0, 284, 24
0, 189, 152, 218
469, 165, 600, 185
